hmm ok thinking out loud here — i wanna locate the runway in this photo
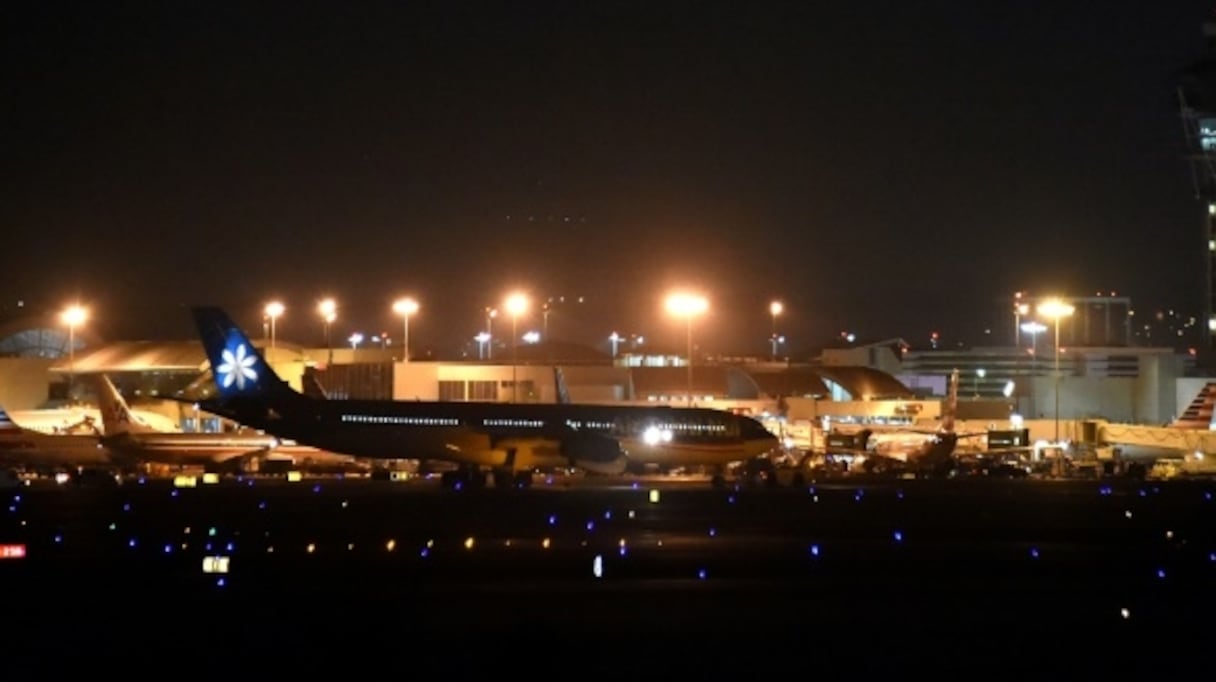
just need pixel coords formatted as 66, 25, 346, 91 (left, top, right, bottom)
2, 473, 1213, 676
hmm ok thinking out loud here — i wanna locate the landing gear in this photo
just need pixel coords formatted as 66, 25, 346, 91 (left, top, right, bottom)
440, 466, 488, 489
439, 466, 536, 489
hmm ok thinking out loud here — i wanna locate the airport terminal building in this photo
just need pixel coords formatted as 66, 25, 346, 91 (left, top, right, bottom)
0, 307, 1206, 451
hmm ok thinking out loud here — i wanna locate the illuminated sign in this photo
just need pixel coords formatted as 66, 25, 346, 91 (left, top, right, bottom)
826, 433, 867, 449
0, 544, 27, 559
987, 429, 1030, 448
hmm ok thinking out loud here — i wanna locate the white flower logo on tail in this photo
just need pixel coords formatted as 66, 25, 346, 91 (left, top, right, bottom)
217, 343, 258, 391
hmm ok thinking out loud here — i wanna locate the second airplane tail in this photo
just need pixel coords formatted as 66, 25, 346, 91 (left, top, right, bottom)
95, 374, 158, 436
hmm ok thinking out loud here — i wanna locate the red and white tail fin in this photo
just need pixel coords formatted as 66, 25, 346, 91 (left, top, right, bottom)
1172, 382, 1216, 429
941, 369, 959, 434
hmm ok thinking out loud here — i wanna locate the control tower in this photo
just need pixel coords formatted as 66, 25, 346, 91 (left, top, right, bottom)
1178, 18, 1216, 359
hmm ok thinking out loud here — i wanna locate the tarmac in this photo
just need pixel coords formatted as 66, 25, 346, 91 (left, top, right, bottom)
2, 472, 1213, 677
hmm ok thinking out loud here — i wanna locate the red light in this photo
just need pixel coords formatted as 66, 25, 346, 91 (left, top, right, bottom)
0, 544, 26, 559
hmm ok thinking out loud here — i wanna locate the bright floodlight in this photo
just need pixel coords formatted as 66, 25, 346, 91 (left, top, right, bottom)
393, 298, 419, 316
770, 301, 783, 317
60, 304, 88, 327
505, 292, 529, 317
1037, 298, 1075, 320
666, 293, 708, 317
264, 301, 285, 319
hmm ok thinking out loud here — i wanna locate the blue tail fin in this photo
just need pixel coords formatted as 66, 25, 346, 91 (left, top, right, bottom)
191, 307, 297, 402
0, 405, 19, 432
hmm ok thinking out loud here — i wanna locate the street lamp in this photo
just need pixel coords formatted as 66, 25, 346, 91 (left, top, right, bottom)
475, 332, 490, 360
609, 332, 622, 359
974, 368, 986, 398
769, 300, 783, 360
1014, 302, 1030, 349
666, 292, 709, 407
1021, 321, 1046, 356
318, 298, 336, 366
505, 293, 529, 403
1037, 298, 1076, 445
264, 301, 284, 353
392, 297, 419, 362
484, 307, 497, 360
60, 304, 88, 403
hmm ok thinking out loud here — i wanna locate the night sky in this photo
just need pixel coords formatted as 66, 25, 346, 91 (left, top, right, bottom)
4, 1, 1215, 356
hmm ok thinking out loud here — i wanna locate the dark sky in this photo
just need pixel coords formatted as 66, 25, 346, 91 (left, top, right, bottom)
4, 1, 1215, 356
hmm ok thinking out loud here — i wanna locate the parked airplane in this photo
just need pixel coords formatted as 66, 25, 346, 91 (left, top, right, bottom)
185, 306, 779, 487
0, 405, 111, 470
5, 405, 179, 436
94, 373, 362, 474
822, 369, 1027, 476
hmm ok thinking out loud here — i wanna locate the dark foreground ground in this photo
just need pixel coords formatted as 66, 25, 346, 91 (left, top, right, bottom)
2, 473, 1213, 677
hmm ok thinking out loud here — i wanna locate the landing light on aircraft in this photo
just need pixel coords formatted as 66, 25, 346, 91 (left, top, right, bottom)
642, 426, 673, 446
